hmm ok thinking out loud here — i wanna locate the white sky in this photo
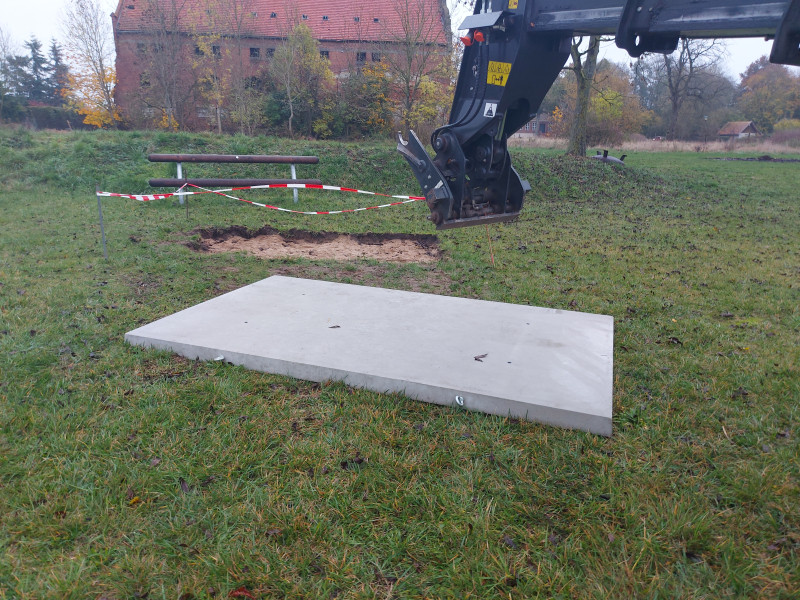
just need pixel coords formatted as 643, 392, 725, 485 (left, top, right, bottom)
0, 0, 782, 81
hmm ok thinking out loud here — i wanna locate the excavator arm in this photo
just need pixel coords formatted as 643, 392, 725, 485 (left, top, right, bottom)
397, 0, 800, 229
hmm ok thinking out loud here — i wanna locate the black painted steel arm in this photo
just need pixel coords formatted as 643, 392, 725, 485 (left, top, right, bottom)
398, 0, 800, 229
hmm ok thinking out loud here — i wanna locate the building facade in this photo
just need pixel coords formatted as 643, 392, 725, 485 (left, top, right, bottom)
111, 0, 450, 130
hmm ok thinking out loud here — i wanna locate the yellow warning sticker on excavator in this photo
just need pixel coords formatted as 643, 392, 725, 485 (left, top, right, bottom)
508, 0, 519, 9
487, 61, 512, 87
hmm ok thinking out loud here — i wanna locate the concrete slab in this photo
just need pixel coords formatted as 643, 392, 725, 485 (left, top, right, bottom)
125, 276, 614, 435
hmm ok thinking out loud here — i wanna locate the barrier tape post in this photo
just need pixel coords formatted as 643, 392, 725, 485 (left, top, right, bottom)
96, 183, 108, 260
290, 163, 299, 203
176, 162, 184, 205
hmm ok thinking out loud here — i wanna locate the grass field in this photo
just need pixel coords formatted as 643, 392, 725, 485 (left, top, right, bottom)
0, 128, 798, 599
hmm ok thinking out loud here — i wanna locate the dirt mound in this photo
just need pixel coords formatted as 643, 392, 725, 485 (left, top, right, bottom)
709, 155, 800, 163
190, 225, 441, 263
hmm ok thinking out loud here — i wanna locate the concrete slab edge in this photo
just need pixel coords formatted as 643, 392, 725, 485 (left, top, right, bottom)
125, 332, 612, 437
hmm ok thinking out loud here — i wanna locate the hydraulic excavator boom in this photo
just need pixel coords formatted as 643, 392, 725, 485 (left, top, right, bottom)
397, 0, 800, 229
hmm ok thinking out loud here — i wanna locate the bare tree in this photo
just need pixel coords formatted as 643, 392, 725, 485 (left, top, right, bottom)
380, 0, 451, 133
138, 0, 195, 129
566, 36, 601, 157
61, 0, 118, 127
0, 26, 16, 119
659, 39, 725, 140
200, 0, 263, 134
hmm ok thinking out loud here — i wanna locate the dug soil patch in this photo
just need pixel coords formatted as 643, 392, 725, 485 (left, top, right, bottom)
709, 155, 800, 163
192, 225, 441, 263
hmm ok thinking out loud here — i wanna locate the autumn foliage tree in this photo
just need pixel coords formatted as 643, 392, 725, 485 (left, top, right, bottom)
340, 61, 394, 137
192, 33, 230, 134
380, 0, 452, 134
61, 0, 120, 128
587, 61, 651, 145
553, 41, 649, 149
737, 57, 800, 133
269, 23, 334, 137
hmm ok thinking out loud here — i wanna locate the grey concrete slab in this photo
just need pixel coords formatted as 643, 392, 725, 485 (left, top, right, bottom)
125, 276, 614, 435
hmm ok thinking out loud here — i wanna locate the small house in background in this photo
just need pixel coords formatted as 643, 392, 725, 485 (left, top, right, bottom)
511, 113, 551, 139
718, 121, 761, 140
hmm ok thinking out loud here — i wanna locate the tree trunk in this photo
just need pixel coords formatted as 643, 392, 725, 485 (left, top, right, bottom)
566, 36, 601, 157
667, 96, 681, 140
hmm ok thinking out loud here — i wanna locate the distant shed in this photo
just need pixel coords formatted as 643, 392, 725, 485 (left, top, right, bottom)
718, 121, 761, 140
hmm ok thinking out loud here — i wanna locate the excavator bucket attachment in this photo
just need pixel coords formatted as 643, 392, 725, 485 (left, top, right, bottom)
396, 131, 453, 228
398, 131, 528, 229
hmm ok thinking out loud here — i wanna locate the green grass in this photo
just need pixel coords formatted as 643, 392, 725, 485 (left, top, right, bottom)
0, 128, 798, 599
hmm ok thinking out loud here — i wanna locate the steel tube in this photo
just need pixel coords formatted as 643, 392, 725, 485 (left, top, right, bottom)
148, 178, 323, 187
148, 154, 319, 164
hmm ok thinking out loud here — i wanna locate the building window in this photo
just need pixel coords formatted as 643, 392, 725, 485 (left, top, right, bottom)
356, 51, 366, 64
354, 16, 360, 23
136, 42, 146, 55
320, 50, 329, 59
270, 12, 277, 18
322, 15, 329, 21
371, 52, 381, 62
212, 45, 221, 57
194, 45, 203, 56
302, 14, 308, 20
266, 48, 275, 58
250, 47, 261, 59
373, 17, 380, 23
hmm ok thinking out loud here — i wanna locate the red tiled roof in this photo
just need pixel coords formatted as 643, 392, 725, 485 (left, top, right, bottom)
718, 121, 759, 136
113, 0, 450, 45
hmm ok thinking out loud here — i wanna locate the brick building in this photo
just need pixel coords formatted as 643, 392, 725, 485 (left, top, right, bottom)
111, 0, 450, 130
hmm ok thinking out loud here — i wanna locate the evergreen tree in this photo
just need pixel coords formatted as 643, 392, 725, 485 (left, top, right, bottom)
47, 40, 69, 105
5, 54, 29, 97
23, 38, 50, 102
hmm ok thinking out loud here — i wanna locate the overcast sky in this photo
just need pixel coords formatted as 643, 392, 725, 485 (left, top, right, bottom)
0, 0, 782, 81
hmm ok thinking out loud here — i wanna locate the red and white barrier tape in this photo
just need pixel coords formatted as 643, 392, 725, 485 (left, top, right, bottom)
97, 182, 426, 215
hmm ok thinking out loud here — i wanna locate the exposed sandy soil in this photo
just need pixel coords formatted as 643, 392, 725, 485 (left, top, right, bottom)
191, 225, 441, 264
